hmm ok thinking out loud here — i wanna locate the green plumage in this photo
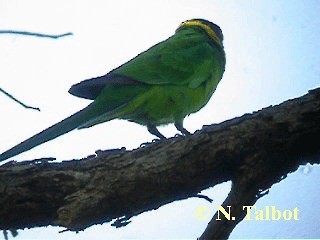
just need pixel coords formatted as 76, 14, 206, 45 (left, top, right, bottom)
0, 19, 225, 162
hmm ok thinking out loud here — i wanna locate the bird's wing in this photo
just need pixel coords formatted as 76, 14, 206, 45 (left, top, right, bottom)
68, 74, 145, 100
113, 32, 216, 87
69, 31, 217, 100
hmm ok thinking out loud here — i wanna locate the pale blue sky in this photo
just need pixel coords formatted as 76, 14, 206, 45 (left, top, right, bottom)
0, 0, 319, 239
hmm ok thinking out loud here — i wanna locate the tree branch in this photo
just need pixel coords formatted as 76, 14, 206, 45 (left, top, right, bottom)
0, 30, 73, 39
0, 88, 319, 239
0, 88, 40, 111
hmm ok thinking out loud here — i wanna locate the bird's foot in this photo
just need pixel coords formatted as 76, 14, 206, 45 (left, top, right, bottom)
174, 133, 185, 138
147, 124, 166, 139
140, 142, 151, 148
174, 122, 191, 137
140, 138, 161, 148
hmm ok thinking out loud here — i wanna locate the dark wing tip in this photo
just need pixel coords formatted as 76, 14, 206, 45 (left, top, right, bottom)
68, 76, 107, 100
69, 73, 145, 100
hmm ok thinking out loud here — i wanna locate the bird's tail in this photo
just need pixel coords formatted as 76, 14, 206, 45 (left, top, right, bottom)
0, 104, 97, 162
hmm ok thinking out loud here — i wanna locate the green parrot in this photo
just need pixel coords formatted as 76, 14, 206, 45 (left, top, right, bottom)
0, 18, 225, 162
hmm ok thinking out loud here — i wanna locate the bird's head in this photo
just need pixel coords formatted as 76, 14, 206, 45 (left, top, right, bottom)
176, 19, 223, 47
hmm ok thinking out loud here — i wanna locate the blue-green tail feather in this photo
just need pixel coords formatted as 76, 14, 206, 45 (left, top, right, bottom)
0, 105, 95, 162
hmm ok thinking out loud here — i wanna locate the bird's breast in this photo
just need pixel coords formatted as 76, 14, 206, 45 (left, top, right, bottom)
121, 84, 209, 126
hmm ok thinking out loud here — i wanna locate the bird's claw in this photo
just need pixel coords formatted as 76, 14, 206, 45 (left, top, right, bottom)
140, 138, 162, 148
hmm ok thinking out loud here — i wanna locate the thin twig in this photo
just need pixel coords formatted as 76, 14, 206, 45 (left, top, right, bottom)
3, 230, 8, 240
0, 30, 73, 39
0, 88, 40, 111
193, 194, 213, 203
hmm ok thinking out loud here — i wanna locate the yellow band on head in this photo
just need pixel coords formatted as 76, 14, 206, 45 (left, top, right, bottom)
176, 20, 222, 47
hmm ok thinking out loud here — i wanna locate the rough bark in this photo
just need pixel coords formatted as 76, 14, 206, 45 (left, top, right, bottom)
0, 88, 319, 239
